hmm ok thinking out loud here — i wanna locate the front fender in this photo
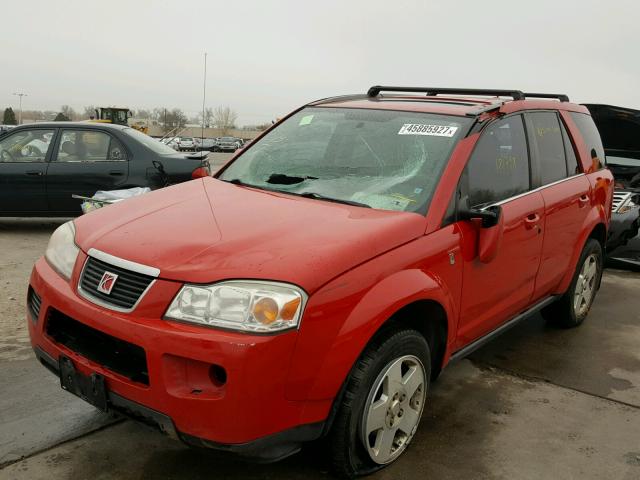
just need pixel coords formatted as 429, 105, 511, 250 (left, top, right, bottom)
285, 227, 462, 404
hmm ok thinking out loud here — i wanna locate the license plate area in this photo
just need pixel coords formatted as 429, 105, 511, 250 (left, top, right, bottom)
59, 355, 108, 411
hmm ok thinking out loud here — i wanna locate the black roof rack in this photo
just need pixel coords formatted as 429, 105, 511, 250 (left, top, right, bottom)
523, 92, 570, 102
367, 86, 525, 101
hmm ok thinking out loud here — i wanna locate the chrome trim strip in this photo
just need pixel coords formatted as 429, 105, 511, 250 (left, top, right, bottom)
77, 254, 157, 313
491, 174, 586, 207
87, 248, 160, 278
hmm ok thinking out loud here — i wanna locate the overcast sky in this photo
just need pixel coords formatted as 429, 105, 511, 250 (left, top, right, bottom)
1, 0, 638, 125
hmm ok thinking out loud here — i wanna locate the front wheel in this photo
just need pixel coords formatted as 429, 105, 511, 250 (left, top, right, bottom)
328, 329, 430, 478
542, 238, 603, 328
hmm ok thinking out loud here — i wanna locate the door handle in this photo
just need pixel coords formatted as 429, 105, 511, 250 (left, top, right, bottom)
25, 170, 43, 176
578, 195, 589, 207
524, 213, 540, 230
109, 170, 124, 176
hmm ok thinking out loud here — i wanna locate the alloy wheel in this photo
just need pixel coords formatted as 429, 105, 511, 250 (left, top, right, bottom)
574, 253, 599, 317
360, 355, 426, 464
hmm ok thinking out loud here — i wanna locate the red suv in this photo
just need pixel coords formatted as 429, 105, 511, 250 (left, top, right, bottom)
28, 86, 613, 477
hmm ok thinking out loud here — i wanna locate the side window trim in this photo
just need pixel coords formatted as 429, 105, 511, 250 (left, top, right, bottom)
521, 113, 538, 189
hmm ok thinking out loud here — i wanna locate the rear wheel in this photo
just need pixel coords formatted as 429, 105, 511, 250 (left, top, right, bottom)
328, 329, 430, 478
542, 239, 603, 328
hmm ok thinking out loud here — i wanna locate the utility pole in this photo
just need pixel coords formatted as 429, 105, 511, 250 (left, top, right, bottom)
13, 92, 27, 124
201, 52, 207, 143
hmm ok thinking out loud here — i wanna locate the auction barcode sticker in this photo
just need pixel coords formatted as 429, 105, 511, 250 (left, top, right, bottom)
398, 124, 458, 137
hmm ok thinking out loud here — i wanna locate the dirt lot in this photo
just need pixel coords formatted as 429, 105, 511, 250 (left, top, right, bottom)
0, 181, 639, 479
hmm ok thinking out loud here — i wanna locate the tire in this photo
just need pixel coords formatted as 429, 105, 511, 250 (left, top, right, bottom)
541, 238, 603, 328
328, 328, 431, 478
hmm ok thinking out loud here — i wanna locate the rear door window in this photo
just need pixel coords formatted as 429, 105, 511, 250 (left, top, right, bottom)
527, 112, 567, 185
465, 115, 530, 207
570, 112, 606, 170
56, 130, 127, 162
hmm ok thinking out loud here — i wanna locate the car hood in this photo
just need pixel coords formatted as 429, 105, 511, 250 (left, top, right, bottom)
74, 178, 426, 292
583, 103, 640, 189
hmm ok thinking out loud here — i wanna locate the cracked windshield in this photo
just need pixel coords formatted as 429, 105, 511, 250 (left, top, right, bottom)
219, 107, 471, 213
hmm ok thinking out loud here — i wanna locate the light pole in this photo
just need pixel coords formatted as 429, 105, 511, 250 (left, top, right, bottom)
13, 92, 27, 125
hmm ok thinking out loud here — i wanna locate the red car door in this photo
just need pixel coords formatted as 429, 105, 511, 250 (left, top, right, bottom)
525, 111, 593, 299
455, 114, 545, 348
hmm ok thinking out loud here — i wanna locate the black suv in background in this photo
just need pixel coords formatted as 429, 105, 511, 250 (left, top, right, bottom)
0, 122, 210, 217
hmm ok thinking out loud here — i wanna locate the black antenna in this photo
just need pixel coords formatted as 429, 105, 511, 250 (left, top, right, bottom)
201, 52, 207, 147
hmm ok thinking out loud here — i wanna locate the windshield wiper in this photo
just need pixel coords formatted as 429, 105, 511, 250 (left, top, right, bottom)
224, 178, 277, 192
224, 179, 370, 208
294, 191, 371, 208
266, 173, 318, 185
226, 178, 259, 187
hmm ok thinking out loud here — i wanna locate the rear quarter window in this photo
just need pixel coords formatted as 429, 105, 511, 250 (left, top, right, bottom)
570, 112, 606, 171
560, 120, 580, 175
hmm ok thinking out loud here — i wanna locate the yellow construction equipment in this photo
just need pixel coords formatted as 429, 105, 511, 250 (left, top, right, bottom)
92, 107, 148, 134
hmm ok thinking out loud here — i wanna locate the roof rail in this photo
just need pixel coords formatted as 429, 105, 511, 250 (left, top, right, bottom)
308, 94, 368, 106
367, 86, 525, 101
523, 92, 570, 102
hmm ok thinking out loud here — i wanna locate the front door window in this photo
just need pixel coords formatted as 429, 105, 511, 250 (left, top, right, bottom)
0, 129, 55, 163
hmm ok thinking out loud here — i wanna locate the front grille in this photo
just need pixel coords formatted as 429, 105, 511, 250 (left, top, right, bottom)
612, 191, 632, 213
46, 309, 149, 385
28, 287, 42, 322
80, 256, 154, 310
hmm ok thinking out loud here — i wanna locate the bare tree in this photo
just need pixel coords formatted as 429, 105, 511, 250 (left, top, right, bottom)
83, 105, 97, 119
152, 108, 166, 123
162, 108, 187, 133
213, 106, 238, 135
197, 107, 214, 128
60, 105, 77, 121
21, 110, 47, 122
134, 108, 152, 119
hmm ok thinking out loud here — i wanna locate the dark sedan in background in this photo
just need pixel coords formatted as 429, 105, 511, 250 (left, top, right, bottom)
585, 104, 640, 269
0, 122, 210, 217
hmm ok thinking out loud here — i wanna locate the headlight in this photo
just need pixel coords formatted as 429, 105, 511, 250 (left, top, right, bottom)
618, 198, 638, 214
45, 221, 80, 280
165, 281, 307, 333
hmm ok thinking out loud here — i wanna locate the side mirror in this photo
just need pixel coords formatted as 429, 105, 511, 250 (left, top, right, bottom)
459, 203, 504, 263
458, 205, 502, 228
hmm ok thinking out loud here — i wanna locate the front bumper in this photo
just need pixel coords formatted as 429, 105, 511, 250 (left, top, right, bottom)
28, 256, 330, 459
33, 347, 323, 462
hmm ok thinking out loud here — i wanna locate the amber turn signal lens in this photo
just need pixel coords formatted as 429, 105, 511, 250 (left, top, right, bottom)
253, 297, 279, 324
281, 298, 301, 321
